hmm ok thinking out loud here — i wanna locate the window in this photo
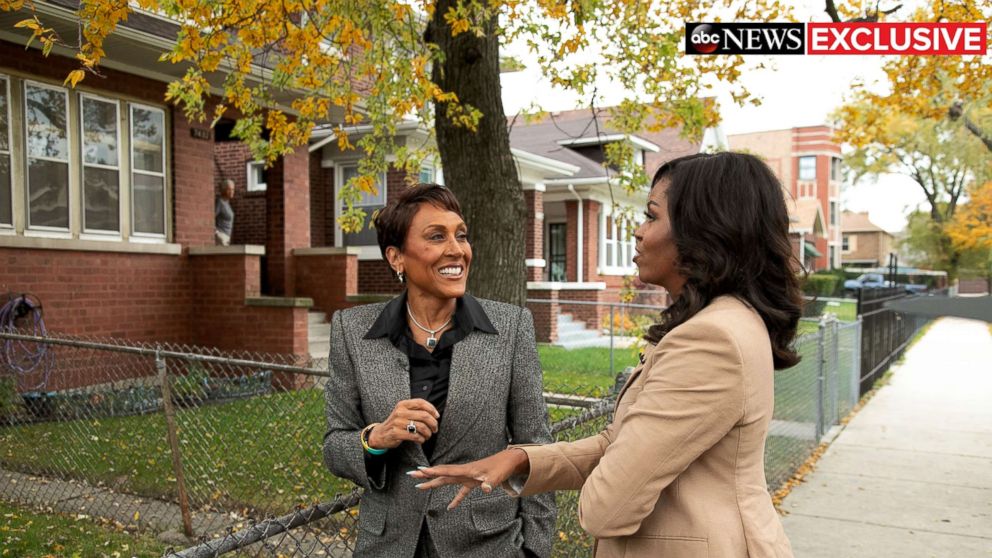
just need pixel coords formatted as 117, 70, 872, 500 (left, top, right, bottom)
341, 165, 386, 207
0, 76, 10, 227
25, 81, 70, 230
830, 157, 842, 182
1, 74, 171, 243
829, 200, 837, 227
798, 156, 816, 181
339, 164, 386, 247
419, 165, 434, 184
247, 161, 266, 191
80, 94, 121, 233
600, 211, 637, 273
842, 235, 853, 252
130, 104, 166, 236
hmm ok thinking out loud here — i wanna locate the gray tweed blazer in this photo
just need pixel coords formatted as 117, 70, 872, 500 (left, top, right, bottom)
322, 296, 556, 558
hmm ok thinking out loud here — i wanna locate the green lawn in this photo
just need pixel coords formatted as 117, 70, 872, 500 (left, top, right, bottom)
0, 390, 354, 517
0, 501, 166, 558
537, 346, 640, 395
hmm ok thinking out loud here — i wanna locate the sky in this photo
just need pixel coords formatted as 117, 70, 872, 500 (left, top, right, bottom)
498, 2, 934, 234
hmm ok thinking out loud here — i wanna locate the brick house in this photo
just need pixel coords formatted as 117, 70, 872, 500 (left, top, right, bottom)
0, 2, 359, 358
305, 110, 723, 342
840, 211, 894, 268
729, 125, 843, 271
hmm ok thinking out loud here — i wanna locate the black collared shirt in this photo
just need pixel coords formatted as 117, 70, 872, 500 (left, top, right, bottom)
364, 292, 496, 458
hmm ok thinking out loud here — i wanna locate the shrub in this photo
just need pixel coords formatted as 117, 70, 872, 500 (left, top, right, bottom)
802, 271, 846, 297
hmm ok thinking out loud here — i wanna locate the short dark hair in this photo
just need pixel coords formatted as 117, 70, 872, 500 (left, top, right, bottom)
645, 152, 803, 370
374, 183, 464, 258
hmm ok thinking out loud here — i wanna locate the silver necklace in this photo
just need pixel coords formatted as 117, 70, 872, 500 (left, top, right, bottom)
406, 304, 452, 350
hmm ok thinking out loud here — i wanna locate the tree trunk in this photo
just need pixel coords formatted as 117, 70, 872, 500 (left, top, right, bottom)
428, 2, 526, 305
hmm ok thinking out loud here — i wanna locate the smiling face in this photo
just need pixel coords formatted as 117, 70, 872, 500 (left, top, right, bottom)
633, 178, 685, 296
386, 203, 471, 301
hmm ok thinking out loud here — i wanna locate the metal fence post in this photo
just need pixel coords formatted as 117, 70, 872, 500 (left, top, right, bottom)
158, 350, 194, 537
830, 318, 839, 425
816, 318, 826, 440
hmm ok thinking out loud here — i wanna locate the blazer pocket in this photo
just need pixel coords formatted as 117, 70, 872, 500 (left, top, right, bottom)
624, 535, 708, 558
469, 492, 517, 533
357, 493, 387, 536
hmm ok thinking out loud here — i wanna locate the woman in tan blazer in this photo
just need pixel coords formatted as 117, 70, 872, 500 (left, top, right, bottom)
413, 151, 802, 557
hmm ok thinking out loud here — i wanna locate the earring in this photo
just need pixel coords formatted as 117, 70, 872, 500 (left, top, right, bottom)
397, 271, 405, 284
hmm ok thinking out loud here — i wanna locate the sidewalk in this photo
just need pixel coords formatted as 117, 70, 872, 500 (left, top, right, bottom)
780, 318, 992, 557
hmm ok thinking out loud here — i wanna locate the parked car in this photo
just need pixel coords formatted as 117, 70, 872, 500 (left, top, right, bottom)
844, 273, 928, 294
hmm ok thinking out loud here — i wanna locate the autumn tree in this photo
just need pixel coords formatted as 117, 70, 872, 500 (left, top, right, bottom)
837, 106, 989, 280
3, 0, 792, 304
947, 181, 992, 291
829, 0, 992, 152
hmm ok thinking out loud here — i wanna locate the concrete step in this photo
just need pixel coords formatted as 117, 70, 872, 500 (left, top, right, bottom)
309, 323, 331, 342
557, 321, 589, 335
557, 313, 575, 324
556, 330, 601, 343
308, 311, 327, 325
557, 337, 614, 350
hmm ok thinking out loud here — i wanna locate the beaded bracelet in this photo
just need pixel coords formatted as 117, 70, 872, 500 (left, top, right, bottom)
361, 423, 388, 455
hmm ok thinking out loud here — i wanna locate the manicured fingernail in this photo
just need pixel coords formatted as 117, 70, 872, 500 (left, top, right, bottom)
415, 483, 425, 489
417, 466, 428, 470
406, 470, 419, 476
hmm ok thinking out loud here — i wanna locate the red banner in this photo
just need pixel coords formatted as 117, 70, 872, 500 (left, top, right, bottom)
807, 22, 987, 55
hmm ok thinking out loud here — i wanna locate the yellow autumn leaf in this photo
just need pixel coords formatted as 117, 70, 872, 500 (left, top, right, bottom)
64, 69, 85, 88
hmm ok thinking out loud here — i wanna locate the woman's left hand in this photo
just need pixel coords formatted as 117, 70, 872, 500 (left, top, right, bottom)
410, 448, 530, 510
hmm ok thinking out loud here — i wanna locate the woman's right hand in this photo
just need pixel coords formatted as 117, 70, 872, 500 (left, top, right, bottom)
367, 398, 440, 449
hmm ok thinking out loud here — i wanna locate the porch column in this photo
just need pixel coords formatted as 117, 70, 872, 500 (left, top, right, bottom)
266, 145, 311, 295
524, 184, 545, 281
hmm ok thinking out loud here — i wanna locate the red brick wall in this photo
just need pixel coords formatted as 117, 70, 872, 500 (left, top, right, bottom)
526, 290, 559, 343
309, 153, 336, 247
173, 109, 217, 247
0, 248, 193, 342
359, 260, 402, 294
265, 146, 311, 295
525, 190, 544, 281
190, 254, 307, 356
295, 253, 359, 316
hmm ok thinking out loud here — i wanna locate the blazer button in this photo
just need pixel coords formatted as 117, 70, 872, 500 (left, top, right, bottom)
427, 509, 439, 518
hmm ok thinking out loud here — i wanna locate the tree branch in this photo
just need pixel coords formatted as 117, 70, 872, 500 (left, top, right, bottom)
949, 101, 992, 153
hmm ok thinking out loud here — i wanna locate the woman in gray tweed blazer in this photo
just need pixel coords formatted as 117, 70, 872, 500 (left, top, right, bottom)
322, 184, 555, 557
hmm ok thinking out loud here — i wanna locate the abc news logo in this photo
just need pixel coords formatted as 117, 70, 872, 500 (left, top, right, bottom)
686, 22, 987, 55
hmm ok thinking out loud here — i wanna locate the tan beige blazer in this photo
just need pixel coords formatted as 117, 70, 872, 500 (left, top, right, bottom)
515, 296, 793, 557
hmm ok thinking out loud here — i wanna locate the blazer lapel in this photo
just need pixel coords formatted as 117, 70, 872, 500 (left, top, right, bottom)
430, 331, 499, 461
355, 337, 414, 422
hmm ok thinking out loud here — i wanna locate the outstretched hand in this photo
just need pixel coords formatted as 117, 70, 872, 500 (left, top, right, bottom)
409, 448, 530, 510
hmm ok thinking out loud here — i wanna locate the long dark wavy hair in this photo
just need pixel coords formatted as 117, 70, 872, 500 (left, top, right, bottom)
644, 152, 803, 370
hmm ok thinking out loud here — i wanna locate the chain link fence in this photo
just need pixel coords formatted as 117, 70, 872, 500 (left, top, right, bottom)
0, 307, 925, 557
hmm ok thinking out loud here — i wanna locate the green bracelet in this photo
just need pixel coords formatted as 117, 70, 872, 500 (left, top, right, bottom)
361, 423, 388, 455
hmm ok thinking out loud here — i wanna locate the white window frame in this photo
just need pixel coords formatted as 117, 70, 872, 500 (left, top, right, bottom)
246, 160, 266, 192
23, 80, 71, 235
129, 103, 167, 240
798, 156, 816, 181
599, 209, 637, 276
79, 92, 122, 237
0, 75, 11, 231
418, 165, 434, 184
